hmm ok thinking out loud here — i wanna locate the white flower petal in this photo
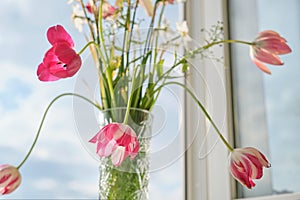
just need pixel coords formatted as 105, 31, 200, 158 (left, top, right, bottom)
111, 146, 126, 166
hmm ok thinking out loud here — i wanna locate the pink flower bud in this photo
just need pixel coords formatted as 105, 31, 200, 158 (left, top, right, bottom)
229, 147, 271, 189
0, 164, 21, 195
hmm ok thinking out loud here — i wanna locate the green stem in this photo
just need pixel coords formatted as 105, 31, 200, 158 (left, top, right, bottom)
17, 93, 101, 169
78, 41, 96, 55
79, 40, 116, 108
105, 67, 117, 108
123, 65, 140, 124
190, 39, 254, 56
98, 0, 109, 62
142, 38, 254, 111
153, 2, 165, 66
152, 82, 234, 152
77, 41, 106, 71
127, 0, 138, 67
79, 0, 96, 42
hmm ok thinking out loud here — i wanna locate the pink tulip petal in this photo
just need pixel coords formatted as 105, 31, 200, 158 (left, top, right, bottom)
230, 160, 254, 189
258, 38, 292, 55
37, 63, 61, 81
47, 25, 74, 47
130, 142, 140, 159
89, 123, 140, 166
253, 47, 283, 65
103, 140, 117, 157
3, 176, 20, 195
246, 147, 271, 168
252, 58, 272, 75
250, 30, 292, 74
256, 30, 280, 39
111, 146, 126, 166
0, 174, 11, 185
52, 44, 82, 77
88, 132, 99, 143
86, 2, 93, 13
245, 154, 263, 179
102, 2, 117, 19
0, 165, 21, 195
230, 147, 270, 189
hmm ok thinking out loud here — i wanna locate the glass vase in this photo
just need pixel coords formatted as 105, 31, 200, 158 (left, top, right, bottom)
97, 107, 152, 200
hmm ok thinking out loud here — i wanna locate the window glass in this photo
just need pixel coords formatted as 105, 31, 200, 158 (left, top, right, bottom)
229, 0, 300, 198
257, 0, 300, 195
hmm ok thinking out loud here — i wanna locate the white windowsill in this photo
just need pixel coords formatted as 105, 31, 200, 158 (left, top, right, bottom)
236, 192, 300, 200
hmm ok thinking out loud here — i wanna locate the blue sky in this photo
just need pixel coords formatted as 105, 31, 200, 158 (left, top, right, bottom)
0, 0, 184, 199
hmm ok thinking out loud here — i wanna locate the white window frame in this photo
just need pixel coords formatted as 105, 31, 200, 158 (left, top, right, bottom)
184, 0, 300, 200
184, 0, 234, 199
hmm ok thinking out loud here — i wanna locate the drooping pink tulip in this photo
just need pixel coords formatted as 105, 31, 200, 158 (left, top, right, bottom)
0, 164, 21, 195
37, 25, 82, 81
250, 30, 292, 74
229, 147, 271, 189
89, 123, 140, 166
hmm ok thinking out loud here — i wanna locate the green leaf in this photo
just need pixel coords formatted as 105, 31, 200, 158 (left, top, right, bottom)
156, 59, 164, 78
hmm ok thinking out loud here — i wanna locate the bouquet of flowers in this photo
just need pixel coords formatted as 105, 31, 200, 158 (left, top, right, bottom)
0, 0, 292, 198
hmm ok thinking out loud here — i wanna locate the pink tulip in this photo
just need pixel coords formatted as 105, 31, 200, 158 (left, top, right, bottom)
0, 164, 21, 195
102, 2, 117, 19
89, 123, 140, 167
86, 2, 93, 13
86, 1, 117, 19
250, 30, 292, 74
229, 147, 271, 189
37, 25, 82, 81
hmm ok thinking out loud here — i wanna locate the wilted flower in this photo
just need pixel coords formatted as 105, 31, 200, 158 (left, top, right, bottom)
250, 30, 292, 74
229, 147, 271, 189
0, 164, 21, 195
37, 25, 82, 81
89, 123, 140, 166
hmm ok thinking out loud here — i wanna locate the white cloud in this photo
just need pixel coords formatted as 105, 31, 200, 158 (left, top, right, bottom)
32, 178, 58, 191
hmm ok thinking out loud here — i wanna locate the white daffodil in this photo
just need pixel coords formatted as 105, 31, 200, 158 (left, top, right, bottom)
176, 21, 192, 49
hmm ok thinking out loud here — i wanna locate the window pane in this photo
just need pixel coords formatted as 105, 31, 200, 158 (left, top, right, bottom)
229, 0, 300, 198
257, 0, 300, 195
0, 0, 184, 198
